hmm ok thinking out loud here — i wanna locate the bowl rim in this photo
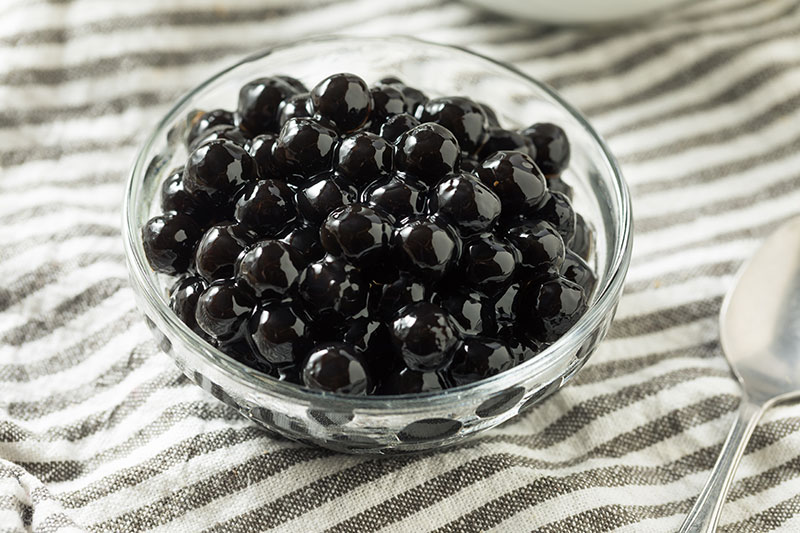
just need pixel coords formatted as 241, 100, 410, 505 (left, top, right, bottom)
122, 34, 633, 408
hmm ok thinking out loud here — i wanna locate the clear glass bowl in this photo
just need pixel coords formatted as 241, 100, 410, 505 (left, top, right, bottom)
123, 36, 632, 454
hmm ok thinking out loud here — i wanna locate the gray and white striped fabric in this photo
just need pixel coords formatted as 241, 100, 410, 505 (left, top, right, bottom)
2, 0, 800, 531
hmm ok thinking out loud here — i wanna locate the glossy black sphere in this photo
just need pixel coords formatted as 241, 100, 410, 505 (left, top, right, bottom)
237, 77, 299, 135
419, 97, 489, 155
342, 318, 393, 381
160, 167, 213, 224
523, 122, 571, 176
335, 132, 393, 187
547, 175, 574, 200
194, 223, 255, 282
477, 128, 534, 161
394, 216, 461, 280
236, 240, 305, 299
296, 257, 370, 322
194, 279, 255, 340
295, 172, 358, 224
247, 134, 279, 179
571, 213, 594, 262
535, 191, 576, 245
390, 302, 458, 371
378, 79, 427, 116
429, 173, 501, 236
528, 277, 587, 342
369, 85, 405, 122
395, 123, 461, 186
477, 150, 546, 218
275, 75, 308, 93
320, 203, 394, 267
273, 117, 338, 179
169, 275, 208, 336
183, 140, 257, 206
379, 113, 420, 144
280, 223, 325, 263
142, 213, 202, 275
363, 174, 427, 221
478, 102, 500, 127
310, 73, 372, 133
460, 234, 519, 293
277, 93, 312, 128
376, 275, 428, 320
493, 282, 523, 326
561, 250, 597, 297
506, 220, 565, 276
186, 109, 235, 148
449, 337, 514, 386
189, 124, 249, 151
343, 318, 390, 356
435, 289, 496, 336
233, 179, 296, 237
499, 326, 544, 364
248, 302, 313, 366
376, 76, 404, 86
302, 342, 371, 394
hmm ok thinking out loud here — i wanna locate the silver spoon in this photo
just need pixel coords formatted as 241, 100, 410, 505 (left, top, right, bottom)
679, 216, 800, 532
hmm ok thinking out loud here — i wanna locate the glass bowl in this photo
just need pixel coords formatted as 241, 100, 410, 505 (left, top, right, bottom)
122, 36, 632, 454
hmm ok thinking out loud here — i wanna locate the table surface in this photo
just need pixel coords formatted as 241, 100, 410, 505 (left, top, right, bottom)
2, 0, 800, 531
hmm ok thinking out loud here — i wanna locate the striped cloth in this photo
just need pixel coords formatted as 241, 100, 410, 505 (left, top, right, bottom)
2, 0, 800, 531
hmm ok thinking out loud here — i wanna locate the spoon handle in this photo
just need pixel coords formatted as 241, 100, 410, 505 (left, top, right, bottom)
678, 397, 765, 533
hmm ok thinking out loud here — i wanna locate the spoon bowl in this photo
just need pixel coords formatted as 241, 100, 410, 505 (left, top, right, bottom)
680, 215, 800, 532
721, 216, 800, 405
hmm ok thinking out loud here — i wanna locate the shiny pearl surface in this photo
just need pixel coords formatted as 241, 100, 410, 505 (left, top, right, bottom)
320, 203, 394, 267
142, 213, 202, 275
194, 279, 255, 340
302, 342, 371, 394
233, 179, 297, 237
310, 73, 372, 133
273, 117, 338, 178
477, 150, 546, 217
194, 223, 255, 282
506, 220, 565, 275
236, 240, 305, 299
186, 109, 234, 148
379, 113, 420, 144
278, 93, 312, 128
295, 172, 358, 224
169, 275, 208, 337
429, 173, 501, 236
296, 257, 370, 322
535, 191, 576, 245
449, 337, 514, 385
390, 302, 458, 371
335, 132, 393, 187
237, 77, 298, 135
419, 96, 489, 155
183, 140, 258, 206
528, 277, 587, 342
560, 250, 597, 298
248, 302, 313, 366
435, 289, 496, 336
395, 123, 460, 186
523, 122, 571, 176
394, 216, 461, 280
460, 234, 519, 293
363, 174, 427, 221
